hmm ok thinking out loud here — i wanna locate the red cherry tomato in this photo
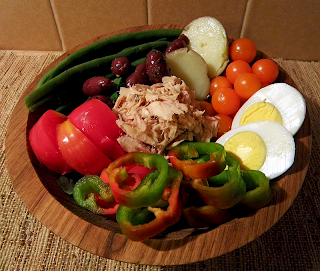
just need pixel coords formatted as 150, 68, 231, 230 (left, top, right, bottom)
68, 99, 124, 160
214, 114, 233, 139
211, 88, 241, 116
234, 72, 262, 100
57, 119, 112, 176
209, 76, 233, 97
230, 38, 256, 63
29, 110, 72, 174
252, 59, 279, 84
199, 100, 216, 116
225, 60, 252, 84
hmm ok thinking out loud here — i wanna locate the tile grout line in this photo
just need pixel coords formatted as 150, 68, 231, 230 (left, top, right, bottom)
240, 0, 252, 38
48, 0, 65, 51
146, 0, 150, 25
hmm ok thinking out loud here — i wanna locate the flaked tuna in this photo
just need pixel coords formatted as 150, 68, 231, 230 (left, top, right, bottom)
112, 76, 218, 154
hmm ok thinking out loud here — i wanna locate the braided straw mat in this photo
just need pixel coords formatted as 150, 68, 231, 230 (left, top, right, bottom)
0, 51, 319, 270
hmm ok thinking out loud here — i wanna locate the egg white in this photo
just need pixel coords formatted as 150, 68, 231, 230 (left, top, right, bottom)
232, 83, 306, 136
216, 121, 295, 180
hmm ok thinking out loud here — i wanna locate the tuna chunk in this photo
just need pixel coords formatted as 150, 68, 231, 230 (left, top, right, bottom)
112, 76, 218, 154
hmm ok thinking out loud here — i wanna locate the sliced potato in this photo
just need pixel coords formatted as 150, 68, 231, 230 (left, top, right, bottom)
166, 47, 210, 100
182, 16, 229, 79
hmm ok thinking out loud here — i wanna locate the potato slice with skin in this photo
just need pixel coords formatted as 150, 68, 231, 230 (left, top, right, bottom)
166, 47, 210, 100
182, 16, 229, 79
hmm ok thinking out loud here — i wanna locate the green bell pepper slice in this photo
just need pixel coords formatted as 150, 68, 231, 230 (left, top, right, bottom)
73, 175, 117, 216
106, 152, 169, 209
168, 142, 226, 180
116, 166, 183, 241
237, 170, 273, 209
189, 153, 246, 209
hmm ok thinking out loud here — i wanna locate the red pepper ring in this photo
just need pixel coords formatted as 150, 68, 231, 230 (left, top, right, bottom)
168, 142, 226, 180
116, 166, 183, 241
106, 152, 169, 209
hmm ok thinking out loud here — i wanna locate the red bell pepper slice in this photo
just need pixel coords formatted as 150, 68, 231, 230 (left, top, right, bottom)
68, 99, 124, 160
57, 119, 112, 175
29, 109, 73, 174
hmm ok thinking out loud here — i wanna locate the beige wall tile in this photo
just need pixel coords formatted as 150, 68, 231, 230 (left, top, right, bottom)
241, 0, 320, 61
51, 0, 148, 50
148, 0, 248, 40
0, 0, 62, 51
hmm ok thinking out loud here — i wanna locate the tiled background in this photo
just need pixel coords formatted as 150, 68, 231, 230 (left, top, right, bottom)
0, 0, 319, 61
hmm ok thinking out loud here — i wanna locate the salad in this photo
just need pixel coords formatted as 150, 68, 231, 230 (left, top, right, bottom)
26, 17, 306, 241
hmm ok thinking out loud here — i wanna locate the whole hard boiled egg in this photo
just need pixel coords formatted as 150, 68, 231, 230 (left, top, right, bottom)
232, 83, 306, 136
216, 121, 295, 179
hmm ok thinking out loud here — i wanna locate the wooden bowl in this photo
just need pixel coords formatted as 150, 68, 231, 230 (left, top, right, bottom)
5, 25, 312, 266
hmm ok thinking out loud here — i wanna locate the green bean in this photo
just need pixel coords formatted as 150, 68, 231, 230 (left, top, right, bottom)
36, 29, 182, 88
131, 57, 146, 67
25, 40, 171, 111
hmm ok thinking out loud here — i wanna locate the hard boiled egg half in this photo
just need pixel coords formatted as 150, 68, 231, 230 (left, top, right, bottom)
216, 121, 295, 179
232, 83, 306, 136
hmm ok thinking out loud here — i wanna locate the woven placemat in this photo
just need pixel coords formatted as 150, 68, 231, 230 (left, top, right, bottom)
0, 51, 319, 270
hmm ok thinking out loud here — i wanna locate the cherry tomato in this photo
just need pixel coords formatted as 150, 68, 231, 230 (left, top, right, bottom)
225, 60, 252, 84
234, 72, 261, 100
252, 59, 279, 84
29, 110, 73, 174
213, 114, 233, 139
209, 76, 233, 97
199, 100, 216, 116
57, 119, 112, 176
68, 99, 124, 160
211, 88, 241, 116
230, 38, 256, 63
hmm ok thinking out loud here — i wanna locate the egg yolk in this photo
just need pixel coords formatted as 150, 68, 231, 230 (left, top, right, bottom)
224, 131, 266, 170
240, 101, 283, 126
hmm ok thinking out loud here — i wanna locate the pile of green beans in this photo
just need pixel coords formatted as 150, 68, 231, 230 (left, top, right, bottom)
25, 28, 182, 112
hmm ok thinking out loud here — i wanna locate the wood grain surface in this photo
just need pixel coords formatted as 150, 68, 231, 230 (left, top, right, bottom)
5, 25, 312, 266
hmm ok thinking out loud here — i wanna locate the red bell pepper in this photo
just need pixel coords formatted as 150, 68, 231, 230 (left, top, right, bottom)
28, 110, 73, 174
68, 99, 124, 160
57, 119, 112, 175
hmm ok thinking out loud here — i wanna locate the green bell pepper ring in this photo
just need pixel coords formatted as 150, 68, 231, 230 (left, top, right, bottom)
168, 142, 226, 180
207, 164, 273, 210
106, 152, 169, 209
116, 166, 183, 241
73, 175, 118, 216
237, 170, 273, 210
190, 153, 246, 209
